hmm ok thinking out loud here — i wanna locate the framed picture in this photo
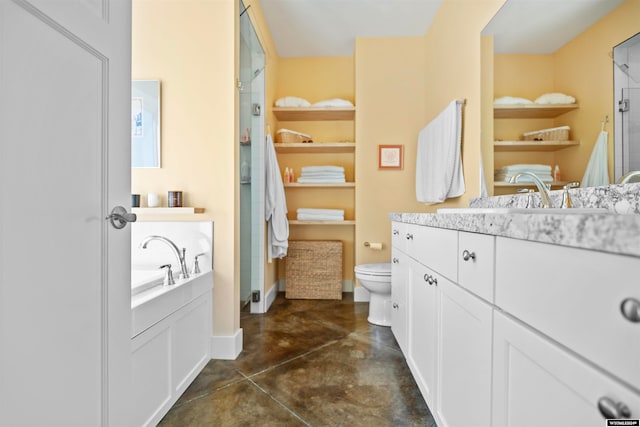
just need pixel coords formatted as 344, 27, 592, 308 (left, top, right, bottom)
378, 144, 404, 169
132, 80, 161, 168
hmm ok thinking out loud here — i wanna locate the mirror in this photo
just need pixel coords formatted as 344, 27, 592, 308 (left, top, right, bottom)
481, 0, 639, 190
132, 80, 161, 168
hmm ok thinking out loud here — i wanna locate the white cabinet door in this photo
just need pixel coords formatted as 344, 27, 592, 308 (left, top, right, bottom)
436, 279, 493, 427
408, 259, 440, 406
493, 311, 640, 427
391, 248, 410, 354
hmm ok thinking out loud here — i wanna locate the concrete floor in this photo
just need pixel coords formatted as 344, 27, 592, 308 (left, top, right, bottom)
159, 293, 436, 426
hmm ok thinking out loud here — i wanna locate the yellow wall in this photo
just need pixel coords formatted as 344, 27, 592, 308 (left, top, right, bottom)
554, 0, 640, 184
132, 0, 237, 336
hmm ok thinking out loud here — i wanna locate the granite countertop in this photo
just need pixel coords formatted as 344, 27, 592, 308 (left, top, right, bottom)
389, 211, 640, 258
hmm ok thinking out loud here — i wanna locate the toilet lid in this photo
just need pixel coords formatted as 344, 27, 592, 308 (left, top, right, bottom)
354, 262, 391, 276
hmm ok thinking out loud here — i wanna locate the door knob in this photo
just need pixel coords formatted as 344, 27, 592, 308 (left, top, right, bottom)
106, 206, 137, 229
621, 298, 640, 323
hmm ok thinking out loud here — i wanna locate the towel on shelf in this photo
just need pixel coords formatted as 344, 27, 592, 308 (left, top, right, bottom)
416, 100, 465, 203
275, 96, 311, 107
496, 164, 551, 173
298, 165, 346, 184
494, 164, 553, 183
301, 165, 344, 173
265, 134, 289, 260
581, 130, 610, 187
296, 208, 344, 221
534, 93, 576, 104
311, 99, 353, 107
494, 96, 534, 105
297, 177, 346, 184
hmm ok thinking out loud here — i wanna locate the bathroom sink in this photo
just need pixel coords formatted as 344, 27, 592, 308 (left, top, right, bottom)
436, 207, 610, 215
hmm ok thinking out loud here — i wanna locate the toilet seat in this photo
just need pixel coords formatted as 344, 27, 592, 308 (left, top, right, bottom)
354, 262, 391, 277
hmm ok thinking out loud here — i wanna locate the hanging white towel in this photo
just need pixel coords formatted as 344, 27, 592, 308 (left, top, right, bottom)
416, 100, 465, 203
265, 134, 289, 260
581, 130, 610, 187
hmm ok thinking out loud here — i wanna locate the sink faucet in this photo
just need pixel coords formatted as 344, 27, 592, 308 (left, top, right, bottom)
140, 235, 189, 280
617, 171, 640, 184
509, 172, 554, 208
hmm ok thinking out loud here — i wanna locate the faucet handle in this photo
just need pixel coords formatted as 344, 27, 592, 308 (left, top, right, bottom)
561, 182, 580, 209
160, 264, 175, 286
191, 253, 206, 275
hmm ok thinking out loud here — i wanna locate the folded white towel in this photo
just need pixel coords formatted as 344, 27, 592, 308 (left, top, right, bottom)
297, 208, 344, 216
416, 100, 465, 203
275, 96, 311, 107
534, 93, 576, 104
301, 165, 344, 173
299, 171, 345, 177
494, 96, 534, 105
311, 98, 353, 108
297, 214, 345, 221
495, 173, 553, 183
297, 177, 346, 184
496, 164, 551, 173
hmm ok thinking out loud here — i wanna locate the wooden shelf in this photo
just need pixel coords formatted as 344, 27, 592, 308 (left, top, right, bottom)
273, 107, 355, 121
494, 140, 579, 152
494, 104, 579, 119
274, 142, 355, 153
132, 207, 204, 214
285, 182, 355, 188
494, 181, 569, 188
288, 220, 355, 225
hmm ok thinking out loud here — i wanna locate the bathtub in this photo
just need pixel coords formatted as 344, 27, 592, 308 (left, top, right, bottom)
130, 221, 214, 427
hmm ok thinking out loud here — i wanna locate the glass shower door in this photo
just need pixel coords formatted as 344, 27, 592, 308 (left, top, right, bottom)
239, 3, 266, 312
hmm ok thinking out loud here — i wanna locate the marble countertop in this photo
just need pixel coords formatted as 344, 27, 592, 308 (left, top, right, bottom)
389, 211, 640, 258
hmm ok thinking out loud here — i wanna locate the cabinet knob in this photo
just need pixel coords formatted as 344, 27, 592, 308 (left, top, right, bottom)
423, 273, 432, 285
392, 303, 399, 309
432, 277, 438, 286
597, 397, 631, 419
620, 298, 640, 323
462, 250, 476, 261
392, 257, 399, 264
393, 229, 399, 236
406, 233, 414, 240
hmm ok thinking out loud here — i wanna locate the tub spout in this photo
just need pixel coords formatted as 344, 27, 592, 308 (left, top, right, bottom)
140, 235, 190, 280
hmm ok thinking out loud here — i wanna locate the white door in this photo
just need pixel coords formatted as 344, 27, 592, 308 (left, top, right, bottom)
0, 1, 132, 426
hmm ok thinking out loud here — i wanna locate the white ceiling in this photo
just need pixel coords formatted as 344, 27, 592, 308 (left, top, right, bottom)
260, 0, 443, 57
260, 0, 626, 58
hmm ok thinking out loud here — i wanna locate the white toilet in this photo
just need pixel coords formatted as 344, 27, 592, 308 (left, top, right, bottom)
354, 262, 392, 326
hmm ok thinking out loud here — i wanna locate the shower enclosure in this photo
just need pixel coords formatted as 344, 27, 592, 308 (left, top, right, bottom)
614, 32, 640, 181
239, 3, 266, 312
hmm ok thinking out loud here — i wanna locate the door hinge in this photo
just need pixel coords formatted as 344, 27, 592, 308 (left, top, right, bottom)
619, 98, 630, 113
252, 290, 260, 303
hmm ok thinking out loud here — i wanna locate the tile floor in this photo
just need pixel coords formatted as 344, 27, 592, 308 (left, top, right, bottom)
159, 293, 436, 426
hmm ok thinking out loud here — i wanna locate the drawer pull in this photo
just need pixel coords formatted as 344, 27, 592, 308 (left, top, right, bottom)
406, 233, 414, 240
393, 229, 399, 236
597, 397, 631, 419
392, 257, 399, 264
621, 298, 640, 323
462, 250, 476, 261
424, 274, 433, 285
392, 303, 399, 309
432, 277, 438, 286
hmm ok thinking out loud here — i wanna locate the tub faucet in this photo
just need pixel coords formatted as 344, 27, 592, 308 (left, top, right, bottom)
617, 171, 640, 184
140, 235, 190, 280
509, 172, 554, 208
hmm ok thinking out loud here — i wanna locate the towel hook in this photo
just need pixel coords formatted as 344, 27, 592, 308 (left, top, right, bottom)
601, 115, 609, 132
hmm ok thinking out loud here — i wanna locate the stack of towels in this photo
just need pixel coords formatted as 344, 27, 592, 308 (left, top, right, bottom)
296, 208, 344, 221
297, 165, 345, 184
494, 164, 553, 183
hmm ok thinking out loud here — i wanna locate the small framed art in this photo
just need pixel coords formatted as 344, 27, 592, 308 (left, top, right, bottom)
378, 144, 403, 169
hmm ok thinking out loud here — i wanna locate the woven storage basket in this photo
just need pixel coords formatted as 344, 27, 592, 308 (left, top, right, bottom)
275, 129, 313, 143
285, 240, 342, 300
523, 126, 570, 141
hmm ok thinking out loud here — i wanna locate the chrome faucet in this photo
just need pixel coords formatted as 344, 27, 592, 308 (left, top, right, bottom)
617, 171, 640, 184
140, 235, 190, 280
509, 172, 554, 208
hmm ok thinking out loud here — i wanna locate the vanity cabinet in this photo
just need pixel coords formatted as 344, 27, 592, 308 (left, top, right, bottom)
391, 219, 640, 426
390, 247, 409, 354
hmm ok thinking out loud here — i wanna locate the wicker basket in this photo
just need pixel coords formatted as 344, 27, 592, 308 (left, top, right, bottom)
285, 240, 342, 300
275, 129, 313, 143
523, 125, 570, 141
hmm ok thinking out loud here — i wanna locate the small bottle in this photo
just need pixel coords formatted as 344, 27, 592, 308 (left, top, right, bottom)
284, 167, 290, 183
289, 168, 294, 183
554, 165, 561, 182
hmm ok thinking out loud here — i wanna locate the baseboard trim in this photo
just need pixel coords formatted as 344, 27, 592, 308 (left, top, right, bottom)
265, 281, 278, 311
354, 286, 370, 302
210, 328, 243, 360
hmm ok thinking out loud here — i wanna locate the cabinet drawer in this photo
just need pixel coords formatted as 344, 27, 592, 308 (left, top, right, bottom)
496, 237, 640, 388
407, 224, 457, 281
458, 232, 495, 303
493, 311, 640, 427
391, 221, 408, 253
